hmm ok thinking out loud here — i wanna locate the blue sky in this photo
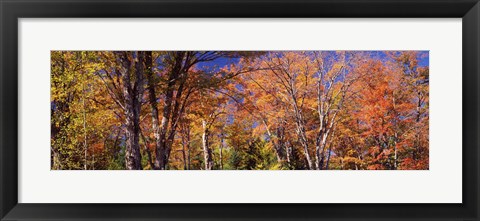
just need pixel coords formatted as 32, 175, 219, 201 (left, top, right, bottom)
197, 51, 429, 70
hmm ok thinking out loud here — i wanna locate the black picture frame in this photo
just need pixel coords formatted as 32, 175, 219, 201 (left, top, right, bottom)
1, 0, 479, 220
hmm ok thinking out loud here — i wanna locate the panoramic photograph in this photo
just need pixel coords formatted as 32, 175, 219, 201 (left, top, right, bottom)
51, 51, 429, 170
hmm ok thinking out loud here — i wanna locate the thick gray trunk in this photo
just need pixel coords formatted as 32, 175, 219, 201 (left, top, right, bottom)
118, 52, 143, 170
315, 128, 331, 170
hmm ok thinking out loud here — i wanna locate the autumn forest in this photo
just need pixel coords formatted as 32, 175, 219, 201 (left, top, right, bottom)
51, 51, 429, 170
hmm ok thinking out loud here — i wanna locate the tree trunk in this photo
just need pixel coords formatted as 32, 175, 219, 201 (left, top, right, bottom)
155, 62, 180, 169
315, 135, 324, 170
181, 122, 192, 170
325, 146, 333, 170
51, 148, 61, 170
298, 124, 313, 170
202, 119, 214, 170
413, 91, 423, 160
117, 52, 143, 170
262, 120, 285, 163
315, 127, 332, 170
292, 103, 314, 169
154, 83, 173, 169
145, 51, 163, 170
82, 82, 88, 170
187, 143, 191, 170
285, 143, 292, 166
181, 129, 188, 170
140, 129, 155, 169
219, 132, 224, 170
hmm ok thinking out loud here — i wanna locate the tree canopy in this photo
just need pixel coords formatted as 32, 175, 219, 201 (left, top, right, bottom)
51, 51, 429, 170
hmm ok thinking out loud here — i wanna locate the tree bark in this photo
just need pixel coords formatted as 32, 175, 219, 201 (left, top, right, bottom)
82, 82, 88, 170
145, 51, 163, 170
117, 52, 143, 170
262, 119, 285, 163
152, 52, 222, 169
180, 121, 191, 170
202, 119, 214, 170
180, 125, 189, 170
292, 101, 314, 170
154, 52, 185, 169
219, 131, 224, 170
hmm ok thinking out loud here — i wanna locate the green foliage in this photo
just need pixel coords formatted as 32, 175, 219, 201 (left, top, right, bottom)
222, 139, 279, 170
107, 145, 126, 170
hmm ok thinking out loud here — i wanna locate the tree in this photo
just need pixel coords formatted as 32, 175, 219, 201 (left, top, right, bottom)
237, 52, 354, 170
51, 50, 429, 170
112, 52, 145, 169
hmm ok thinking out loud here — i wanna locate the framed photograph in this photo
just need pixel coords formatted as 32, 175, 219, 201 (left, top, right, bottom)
1, 0, 478, 220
